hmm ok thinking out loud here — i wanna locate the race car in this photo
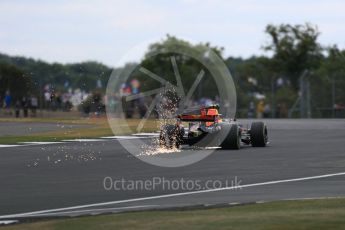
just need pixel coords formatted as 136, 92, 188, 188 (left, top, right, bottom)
159, 105, 268, 149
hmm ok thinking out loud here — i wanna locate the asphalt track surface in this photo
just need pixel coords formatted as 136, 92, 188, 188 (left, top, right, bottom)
0, 119, 345, 220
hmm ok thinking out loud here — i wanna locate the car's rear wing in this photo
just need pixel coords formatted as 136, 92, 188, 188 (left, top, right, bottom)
177, 114, 217, 122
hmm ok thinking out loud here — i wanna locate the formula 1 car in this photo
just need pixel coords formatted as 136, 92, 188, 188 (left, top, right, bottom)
159, 105, 268, 149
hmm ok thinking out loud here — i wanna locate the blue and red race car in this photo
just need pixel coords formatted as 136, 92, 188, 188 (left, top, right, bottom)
159, 105, 268, 150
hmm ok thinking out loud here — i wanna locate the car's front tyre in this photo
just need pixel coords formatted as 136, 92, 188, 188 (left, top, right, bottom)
250, 122, 268, 147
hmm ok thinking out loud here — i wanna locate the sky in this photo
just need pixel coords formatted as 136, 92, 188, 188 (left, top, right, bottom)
1, 0, 345, 67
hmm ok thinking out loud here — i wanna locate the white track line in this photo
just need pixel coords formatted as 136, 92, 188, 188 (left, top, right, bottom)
0, 145, 21, 148
1, 171, 345, 219
101, 136, 150, 139
0, 220, 18, 225
132, 133, 159, 136
1, 142, 66, 148
19, 205, 159, 218
0, 135, 154, 148
19, 142, 65, 145
62, 139, 104, 142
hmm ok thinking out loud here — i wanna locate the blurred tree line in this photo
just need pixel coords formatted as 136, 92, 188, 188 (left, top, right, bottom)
227, 23, 345, 117
0, 53, 112, 93
129, 35, 223, 99
0, 63, 32, 102
1, 23, 344, 117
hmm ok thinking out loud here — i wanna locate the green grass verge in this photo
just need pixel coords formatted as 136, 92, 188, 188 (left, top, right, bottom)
2, 198, 345, 230
0, 127, 113, 144
0, 118, 158, 144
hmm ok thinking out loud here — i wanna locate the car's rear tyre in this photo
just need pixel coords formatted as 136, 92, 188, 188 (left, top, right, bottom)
250, 122, 268, 147
159, 125, 183, 149
220, 124, 241, 150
